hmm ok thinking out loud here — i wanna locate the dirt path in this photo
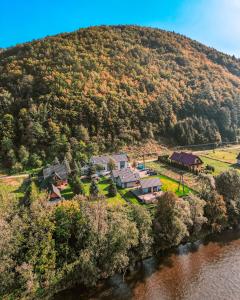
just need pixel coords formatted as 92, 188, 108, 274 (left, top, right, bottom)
0, 174, 29, 180
193, 145, 240, 155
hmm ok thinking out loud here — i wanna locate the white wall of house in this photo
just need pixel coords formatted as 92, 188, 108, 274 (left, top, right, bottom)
94, 161, 128, 174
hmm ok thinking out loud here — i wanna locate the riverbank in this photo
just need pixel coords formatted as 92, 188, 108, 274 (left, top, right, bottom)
54, 228, 240, 300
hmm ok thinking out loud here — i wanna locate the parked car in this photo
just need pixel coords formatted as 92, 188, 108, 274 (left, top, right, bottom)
147, 169, 157, 176
137, 163, 145, 170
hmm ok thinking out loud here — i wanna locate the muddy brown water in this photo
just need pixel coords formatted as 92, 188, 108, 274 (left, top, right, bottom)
54, 230, 240, 300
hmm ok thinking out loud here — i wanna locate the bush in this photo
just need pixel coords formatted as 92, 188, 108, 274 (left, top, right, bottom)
12, 162, 23, 173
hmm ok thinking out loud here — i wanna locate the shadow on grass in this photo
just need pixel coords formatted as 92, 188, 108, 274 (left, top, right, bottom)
13, 178, 29, 194
100, 179, 110, 185
230, 163, 240, 169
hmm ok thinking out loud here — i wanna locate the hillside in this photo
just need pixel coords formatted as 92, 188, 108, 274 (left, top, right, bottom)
0, 25, 240, 170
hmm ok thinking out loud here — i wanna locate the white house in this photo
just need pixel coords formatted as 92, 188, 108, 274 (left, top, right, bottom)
90, 153, 129, 175
112, 168, 140, 188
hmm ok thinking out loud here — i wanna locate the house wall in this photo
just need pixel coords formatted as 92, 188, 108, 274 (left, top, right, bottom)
116, 177, 122, 187
116, 161, 128, 170
125, 181, 136, 188
50, 192, 59, 199
141, 185, 161, 194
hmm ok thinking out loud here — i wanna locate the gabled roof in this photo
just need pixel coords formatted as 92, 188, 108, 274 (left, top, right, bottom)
90, 155, 111, 165
170, 152, 203, 166
113, 168, 139, 183
140, 178, 162, 189
111, 154, 128, 162
90, 153, 128, 165
53, 172, 64, 180
119, 170, 140, 183
51, 184, 61, 198
43, 162, 69, 180
112, 168, 130, 178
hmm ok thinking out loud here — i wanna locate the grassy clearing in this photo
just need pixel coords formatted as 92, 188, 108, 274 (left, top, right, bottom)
146, 161, 199, 191
158, 174, 193, 197
199, 156, 232, 175
0, 177, 26, 199
118, 187, 140, 205
200, 148, 240, 164
63, 178, 126, 206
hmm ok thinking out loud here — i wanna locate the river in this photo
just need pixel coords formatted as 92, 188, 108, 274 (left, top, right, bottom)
54, 229, 240, 300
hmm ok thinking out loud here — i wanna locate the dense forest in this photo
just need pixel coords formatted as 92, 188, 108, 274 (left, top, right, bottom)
1, 25, 240, 170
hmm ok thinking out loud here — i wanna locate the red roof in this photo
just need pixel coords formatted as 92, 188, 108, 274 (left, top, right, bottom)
51, 184, 61, 199
170, 152, 203, 166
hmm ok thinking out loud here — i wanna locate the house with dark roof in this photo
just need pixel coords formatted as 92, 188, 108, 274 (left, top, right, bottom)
132, 177, 162, 204
237, 153, 240, 165
140, 178, 162, 194
169, 152, 203, 171
49, 184, 62, 201
90, 153, 129, 175
112, 168, 140, 188
43, 162, 70, 188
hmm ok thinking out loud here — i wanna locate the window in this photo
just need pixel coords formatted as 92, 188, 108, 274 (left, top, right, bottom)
120, 161, 125, 169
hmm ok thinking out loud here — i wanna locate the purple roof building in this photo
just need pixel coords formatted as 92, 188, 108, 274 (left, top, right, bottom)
169, 151, 203, 171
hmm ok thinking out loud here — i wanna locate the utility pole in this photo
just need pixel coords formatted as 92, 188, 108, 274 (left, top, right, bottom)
143, 153, 146, 170
178, 172, 185, 193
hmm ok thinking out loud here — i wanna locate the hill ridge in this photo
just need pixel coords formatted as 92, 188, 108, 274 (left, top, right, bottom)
0, 25, 240, 169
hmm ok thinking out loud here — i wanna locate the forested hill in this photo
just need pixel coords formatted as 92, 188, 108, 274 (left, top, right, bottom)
1, 25, 240, 170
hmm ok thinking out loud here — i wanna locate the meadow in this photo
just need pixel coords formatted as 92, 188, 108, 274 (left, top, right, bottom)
199, 148, 240, 164
199, 156, 233, 175
0, 176, 27, 199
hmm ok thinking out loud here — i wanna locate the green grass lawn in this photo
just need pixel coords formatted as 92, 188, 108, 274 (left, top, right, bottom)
158, 174, 193, 196
146, 161, 199, 191
62, 172, 193, 207
63, 177, 126, 206
61, 185, 74, 200
118, 187, 140, 205
201, 148, 240, 164
0, 177, 26, 199
199, 156, 232, 175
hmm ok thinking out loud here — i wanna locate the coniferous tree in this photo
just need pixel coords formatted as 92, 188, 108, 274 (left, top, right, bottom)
89, 179, 99, 197
108, 179, 117, 197
72, 176, 85, 195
